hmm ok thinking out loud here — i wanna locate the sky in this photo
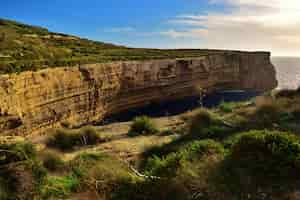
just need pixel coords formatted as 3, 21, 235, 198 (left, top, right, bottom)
1, 0, 300, 56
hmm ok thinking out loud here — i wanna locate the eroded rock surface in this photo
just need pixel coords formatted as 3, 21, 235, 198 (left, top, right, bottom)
0, 52, 277, 136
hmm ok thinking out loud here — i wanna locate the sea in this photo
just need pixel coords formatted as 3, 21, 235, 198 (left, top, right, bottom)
272, 57, 300, 90
100, 57, 300, 123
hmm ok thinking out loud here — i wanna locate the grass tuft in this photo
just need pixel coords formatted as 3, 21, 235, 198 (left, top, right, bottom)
128, 116, 158, 137
46, 126, 99, 151
219, 101, 236, 113
40, 150, 65, 172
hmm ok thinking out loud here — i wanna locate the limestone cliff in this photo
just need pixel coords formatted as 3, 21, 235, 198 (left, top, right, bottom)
0, 51, 277, 136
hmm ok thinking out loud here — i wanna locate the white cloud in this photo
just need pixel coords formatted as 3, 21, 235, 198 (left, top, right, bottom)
163, 0, 300, 56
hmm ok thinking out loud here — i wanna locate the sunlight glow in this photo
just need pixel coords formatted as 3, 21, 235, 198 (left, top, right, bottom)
165, 0, 300, 56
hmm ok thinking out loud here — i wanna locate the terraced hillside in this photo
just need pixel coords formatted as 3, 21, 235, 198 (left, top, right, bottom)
0, 18, 231, 74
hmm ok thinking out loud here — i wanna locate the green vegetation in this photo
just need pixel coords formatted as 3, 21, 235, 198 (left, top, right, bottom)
145, 139, 224, 177
46, 126, 100, 151
128, 116, 158, 136
228, 131, 300, 180
219, 101, 237, 113
2, 88, 300, 199
250, 99, 282, 128
0, 138, 47, 200
0, 18, 244, 74
187, 109, 233, 139
40, 150, 65, 171
42, 175, 80, 199
2, 16, 300, 200
0, 138, 36, 165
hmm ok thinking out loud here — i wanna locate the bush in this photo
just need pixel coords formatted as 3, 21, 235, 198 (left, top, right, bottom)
251, 100, 282, 128
145, 140, 224, 177
145, 153, 183, 177
219, 101, 235, 113
184, 139, 224, 160
216, 130, 300, 197
292, 106, 300, 120
128, 116, 158, 136
46, 127, 99, 151
113, 179, 189, 200
201, 125, 233, 139
0, 139, 47, 200
0, 177, 9, 200
41, 152, 108, 199
187, 109, 232, 139
0, 138, 36, 165
229, 130, 300, 180
79, 126, 99, 145
46, 129, 77, 151
69, 152, 139, 200
188, 109, 213, 136
42, 175, 80, 199
40, 150, 65, 171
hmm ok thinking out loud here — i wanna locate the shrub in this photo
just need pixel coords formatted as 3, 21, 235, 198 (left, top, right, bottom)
128, 116, 158, 136
42, 175, 80, 199
40, 150, 65, 171
292, 106, 300, 120
46, 127, 99, 151
69, 152, 138, 200
219, 101, 235, 113
0, 138, 36, 165
187, 109, 231, 139
79, 126, 98, 145
0, 139, 47, 200
145, 153, 183, 177
201, 125, 233, 139
188, 109, 213, 136
250, 100, 282, 128
228, 130, 300, 180
113, 179, 189, 200
46, 129, 77, 151
145, 140, 224, 177
184, 139, 224, 160
0, 177, 9, 200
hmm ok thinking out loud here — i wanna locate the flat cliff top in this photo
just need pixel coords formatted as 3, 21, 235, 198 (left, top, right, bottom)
0, 18, 269, 74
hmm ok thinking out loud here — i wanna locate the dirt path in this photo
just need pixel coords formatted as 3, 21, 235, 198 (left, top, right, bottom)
63, 116, 184, 161
28, 115, 185, 162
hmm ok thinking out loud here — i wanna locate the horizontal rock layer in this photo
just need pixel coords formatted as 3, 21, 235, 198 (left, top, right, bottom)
0, 51, 277, 136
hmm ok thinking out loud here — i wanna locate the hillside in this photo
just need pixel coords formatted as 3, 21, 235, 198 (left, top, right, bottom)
0, 18, 228, 74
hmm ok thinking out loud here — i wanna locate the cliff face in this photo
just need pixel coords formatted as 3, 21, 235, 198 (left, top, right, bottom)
0, 52, 277, 136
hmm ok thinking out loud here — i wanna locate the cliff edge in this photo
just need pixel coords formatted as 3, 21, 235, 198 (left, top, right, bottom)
0, 51, 277, 136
